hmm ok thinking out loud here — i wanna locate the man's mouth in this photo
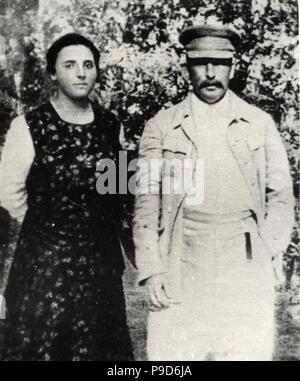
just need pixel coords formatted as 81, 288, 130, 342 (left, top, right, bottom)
201, 83, 223, 90
205, 85, 218, 90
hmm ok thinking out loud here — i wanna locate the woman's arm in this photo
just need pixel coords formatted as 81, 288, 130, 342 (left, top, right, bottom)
0, 115, 35, 224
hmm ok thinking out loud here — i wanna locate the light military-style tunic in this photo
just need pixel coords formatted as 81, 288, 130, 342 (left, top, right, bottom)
187, 91, 252, 214
134, 90, 294, 361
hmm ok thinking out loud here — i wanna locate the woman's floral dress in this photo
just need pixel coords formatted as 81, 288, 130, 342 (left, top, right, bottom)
0, 102, 133, 361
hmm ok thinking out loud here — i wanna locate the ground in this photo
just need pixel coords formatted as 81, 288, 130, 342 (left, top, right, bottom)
1, 249, 300, 360
123, 258, 300, 361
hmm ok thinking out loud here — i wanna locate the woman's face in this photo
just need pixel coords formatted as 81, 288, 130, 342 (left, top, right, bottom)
51, 44, 97, 100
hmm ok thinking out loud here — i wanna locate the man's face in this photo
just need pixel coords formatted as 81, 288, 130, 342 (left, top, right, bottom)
51, 44, 97, 100
187, 57, 235, 104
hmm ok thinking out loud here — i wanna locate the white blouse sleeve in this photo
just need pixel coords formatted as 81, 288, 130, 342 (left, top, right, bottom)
119, 123, 126, 149
0, 115, 35, 223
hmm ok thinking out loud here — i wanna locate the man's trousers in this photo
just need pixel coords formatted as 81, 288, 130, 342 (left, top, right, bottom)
147, 213, 275, 361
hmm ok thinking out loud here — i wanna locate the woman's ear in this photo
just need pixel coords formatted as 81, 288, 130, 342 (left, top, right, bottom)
50, 72, 57, 82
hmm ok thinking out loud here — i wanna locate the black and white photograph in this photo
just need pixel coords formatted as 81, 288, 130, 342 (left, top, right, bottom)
0, 0, 299, 362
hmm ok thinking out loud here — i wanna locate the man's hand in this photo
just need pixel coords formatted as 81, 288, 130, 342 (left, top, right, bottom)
145, 273, 172, 311
0, 295, 6, 319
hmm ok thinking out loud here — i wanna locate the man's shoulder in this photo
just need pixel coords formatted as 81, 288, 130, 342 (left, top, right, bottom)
230, 91, 273, 124
147, 97, 188, 128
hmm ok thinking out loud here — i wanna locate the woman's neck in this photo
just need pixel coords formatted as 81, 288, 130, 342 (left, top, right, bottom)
50, 93, 94, 125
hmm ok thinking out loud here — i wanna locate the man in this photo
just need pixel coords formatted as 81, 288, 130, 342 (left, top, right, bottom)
133, 24, 294, 361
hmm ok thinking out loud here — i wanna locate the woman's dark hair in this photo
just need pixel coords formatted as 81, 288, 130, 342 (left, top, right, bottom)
46, 33, 100, 75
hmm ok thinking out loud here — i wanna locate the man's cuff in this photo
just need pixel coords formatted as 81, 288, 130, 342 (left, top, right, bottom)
137, 264, 166, 286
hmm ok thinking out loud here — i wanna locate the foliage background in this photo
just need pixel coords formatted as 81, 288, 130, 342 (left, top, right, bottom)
0, 0, 299, 360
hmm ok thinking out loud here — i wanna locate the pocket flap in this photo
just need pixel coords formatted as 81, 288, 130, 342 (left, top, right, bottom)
247, 132, 264, 151
163, 135, 188, 154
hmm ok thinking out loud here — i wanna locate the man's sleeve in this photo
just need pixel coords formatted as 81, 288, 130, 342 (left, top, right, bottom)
0, 116, 35, 223
133, 116, 166, 285
260, 115, 295, 257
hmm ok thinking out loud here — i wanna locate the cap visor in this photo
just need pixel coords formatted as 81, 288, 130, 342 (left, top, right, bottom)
187, 50, 234, 59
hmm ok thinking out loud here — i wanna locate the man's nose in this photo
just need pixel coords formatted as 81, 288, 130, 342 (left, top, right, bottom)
206, 63, 215, 79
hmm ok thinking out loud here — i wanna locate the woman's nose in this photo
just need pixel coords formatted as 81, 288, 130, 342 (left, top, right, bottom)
76, 65, 86, 78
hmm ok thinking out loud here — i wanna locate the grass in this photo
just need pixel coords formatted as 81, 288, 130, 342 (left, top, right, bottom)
123, 258, 300, 361
1, 252, 300, 361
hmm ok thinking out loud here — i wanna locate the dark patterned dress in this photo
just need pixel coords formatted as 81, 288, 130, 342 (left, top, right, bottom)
0, 102, 133, 361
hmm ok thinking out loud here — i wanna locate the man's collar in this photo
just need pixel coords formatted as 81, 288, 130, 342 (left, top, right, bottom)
190, 90, 231, 119
171, 90, 253, 130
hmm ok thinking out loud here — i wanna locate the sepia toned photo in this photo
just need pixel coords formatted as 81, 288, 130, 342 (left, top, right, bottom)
0, 0, 299, 362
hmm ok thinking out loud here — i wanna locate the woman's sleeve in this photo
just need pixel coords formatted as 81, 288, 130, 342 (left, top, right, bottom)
0, 115, 35, 224
119, 123, 126, 149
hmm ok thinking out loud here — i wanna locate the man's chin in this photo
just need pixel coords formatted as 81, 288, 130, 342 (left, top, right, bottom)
195, 89, 226, 104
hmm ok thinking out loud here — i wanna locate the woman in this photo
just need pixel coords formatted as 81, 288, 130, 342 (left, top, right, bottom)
0, 33, 133, 361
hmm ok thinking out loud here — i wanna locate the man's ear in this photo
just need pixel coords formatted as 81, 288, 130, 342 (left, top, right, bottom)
183, 54, 192, 83
229, 57, 236, 80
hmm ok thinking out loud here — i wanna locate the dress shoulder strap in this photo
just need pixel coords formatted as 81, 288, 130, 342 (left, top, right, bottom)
24, 102, 54, 153
91, 102, 121, 145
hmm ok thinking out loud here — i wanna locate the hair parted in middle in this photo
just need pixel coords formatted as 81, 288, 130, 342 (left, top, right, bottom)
46, 33, 100, 76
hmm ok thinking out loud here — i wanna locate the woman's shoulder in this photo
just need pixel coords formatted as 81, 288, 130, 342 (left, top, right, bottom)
92, 102, 120, 124
25, 102, 52, 120
23, 102, 57, 135
92, 102, 121, 138
10, 114, 28, 130
9, 112, 42, 139
5, 114, 33, 149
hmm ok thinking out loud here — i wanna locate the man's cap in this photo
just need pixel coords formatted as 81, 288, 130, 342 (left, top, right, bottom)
179, 24, 241, 59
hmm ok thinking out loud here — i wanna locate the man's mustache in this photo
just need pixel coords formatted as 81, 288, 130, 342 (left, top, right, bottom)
199, 81, 224, 89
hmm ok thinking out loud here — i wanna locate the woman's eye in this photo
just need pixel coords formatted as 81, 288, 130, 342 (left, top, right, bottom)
85, 62, 94, 69
64, 63, 74, 68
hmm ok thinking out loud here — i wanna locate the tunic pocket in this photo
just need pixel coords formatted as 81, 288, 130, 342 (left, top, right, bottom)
246, 132, 264, 151
162, 135, 189, 157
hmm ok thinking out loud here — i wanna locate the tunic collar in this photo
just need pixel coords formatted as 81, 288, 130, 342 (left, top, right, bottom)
171, 90, 253, 132
190, 91, 232, 120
